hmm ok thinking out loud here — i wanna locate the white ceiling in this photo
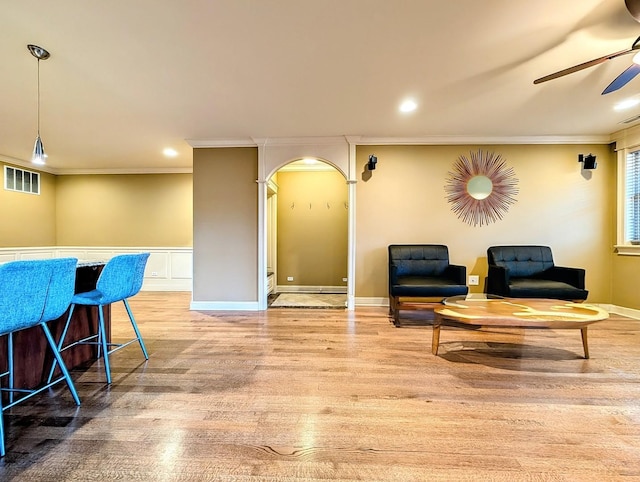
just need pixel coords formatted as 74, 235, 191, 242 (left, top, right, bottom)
2, 0, 640, 174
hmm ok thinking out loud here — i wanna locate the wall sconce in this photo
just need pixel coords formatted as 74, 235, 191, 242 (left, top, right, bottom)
578, 153, 597, 170
367, 154, 377, 170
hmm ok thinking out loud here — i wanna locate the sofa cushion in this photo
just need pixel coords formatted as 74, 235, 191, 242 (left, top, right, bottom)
508, 278, 588, 300
488, 245, 555, 278
389, 245, 450, 277
391, 276, 469, 297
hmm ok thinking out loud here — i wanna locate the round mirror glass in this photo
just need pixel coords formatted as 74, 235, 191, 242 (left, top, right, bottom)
467, 175, 493, 200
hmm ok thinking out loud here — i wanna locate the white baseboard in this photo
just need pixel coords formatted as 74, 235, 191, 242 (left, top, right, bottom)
190, 301, 261, 311
606, 304, 640, 320
355, 297, 388, 307
276, 285, 347, 293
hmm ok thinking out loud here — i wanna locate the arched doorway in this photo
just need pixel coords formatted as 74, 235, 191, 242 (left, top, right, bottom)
255, 136, 357, 311
266, 158, 348, 308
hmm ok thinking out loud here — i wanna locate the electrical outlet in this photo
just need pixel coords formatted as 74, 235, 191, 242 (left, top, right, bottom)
468, 275, 479, 286
342, 278, 348, 282
151, 271, 158, 277
287, 276, 294, 281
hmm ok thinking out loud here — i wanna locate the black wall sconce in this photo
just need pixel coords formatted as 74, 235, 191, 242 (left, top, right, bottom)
578, 153, 597, 170
367, 154, 377, 170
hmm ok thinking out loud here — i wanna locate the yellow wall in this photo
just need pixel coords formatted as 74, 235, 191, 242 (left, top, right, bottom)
55, 174, 192, 246
192, 147, 258, 302
0, 164, 56, 247
612, 255, 640, 308
276, 169, 348, 287
2, 140, 629, 308
355, 144, 616, 303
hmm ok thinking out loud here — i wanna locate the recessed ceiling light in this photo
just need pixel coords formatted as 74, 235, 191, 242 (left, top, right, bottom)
163, 148, 178, 157
399, 99, 417, 113
614, 98, 640, 111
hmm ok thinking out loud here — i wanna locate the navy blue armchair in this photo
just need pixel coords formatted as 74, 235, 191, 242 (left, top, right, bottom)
388, 245, 468, 326
486, 245, 588, 301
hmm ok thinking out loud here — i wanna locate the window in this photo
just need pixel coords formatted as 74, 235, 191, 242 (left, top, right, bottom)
4, 165, 40, 195
625, 150, 640, 244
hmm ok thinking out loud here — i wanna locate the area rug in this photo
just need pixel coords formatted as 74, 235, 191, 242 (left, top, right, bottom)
269, 293, 346, 309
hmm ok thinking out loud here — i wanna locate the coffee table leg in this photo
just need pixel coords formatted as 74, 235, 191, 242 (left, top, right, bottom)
581, 327, 589, 359
432, 315, 442, 355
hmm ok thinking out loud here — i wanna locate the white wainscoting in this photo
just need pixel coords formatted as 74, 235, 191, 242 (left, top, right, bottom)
0, 246, 192, 291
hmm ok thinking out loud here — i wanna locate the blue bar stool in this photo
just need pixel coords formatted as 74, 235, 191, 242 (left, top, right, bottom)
0, 258, 80, 457
50, 253, 150, 385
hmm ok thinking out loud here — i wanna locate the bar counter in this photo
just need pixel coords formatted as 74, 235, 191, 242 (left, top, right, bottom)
0, 260, 111, 391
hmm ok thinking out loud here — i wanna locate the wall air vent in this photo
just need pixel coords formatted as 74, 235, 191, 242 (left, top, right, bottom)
4, 165, 40, 195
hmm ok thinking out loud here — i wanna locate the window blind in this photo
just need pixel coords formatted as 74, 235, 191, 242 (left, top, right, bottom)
625, 150, 640, 243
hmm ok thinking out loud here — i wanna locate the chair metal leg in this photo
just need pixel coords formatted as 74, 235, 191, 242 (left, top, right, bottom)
123, 299, 148, 360
96, 313, 102, 360
0, 399, 5, 457
40, 323, 80, 406
0, 335, 5, 457
47, 304, 76, 384
8, 332, 14, 405
97, 305, 112, 384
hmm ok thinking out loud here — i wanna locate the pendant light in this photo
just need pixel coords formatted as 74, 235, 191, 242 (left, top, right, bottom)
28, 44, 50, 165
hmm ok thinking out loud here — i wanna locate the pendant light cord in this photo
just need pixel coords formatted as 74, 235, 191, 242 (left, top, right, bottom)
37, 58, 41, 136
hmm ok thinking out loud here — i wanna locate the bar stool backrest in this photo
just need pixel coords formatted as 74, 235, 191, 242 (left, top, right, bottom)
40, 258, 78, 323
0, 260, 50, 335
95, 253, 150, 304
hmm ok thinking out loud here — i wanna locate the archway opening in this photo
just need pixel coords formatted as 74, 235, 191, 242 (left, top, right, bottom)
266, 158, 348, 308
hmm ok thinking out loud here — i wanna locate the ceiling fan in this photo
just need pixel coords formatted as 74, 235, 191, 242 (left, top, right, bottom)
534, 0, 640, 94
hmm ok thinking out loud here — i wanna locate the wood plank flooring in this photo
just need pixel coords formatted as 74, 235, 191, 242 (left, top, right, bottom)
1, 292, 640, 481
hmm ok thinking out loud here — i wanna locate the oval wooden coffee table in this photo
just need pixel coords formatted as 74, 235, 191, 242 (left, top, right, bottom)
433, 296, 609, 358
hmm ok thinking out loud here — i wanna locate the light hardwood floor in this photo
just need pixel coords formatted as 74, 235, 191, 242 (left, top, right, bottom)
1, 292, 640, 481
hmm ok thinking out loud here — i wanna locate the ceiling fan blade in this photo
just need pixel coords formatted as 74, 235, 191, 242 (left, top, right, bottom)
534, 47, 635, 84
602, 63, 640, 94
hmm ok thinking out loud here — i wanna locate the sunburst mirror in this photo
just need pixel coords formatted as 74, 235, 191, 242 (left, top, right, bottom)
444, 150, 519, 227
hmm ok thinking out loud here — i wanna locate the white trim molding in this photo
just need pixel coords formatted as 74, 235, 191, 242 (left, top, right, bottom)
607, 304, 640, 320
614, 245, 640, 256
351, 135, 613, 146
190, 301, 261, 311
188, 135, 614, 149
276, 285, 347, 293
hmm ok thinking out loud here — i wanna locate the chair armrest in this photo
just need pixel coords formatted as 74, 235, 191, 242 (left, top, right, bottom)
443, 264, 466, 285
389, 263, 399, 288
487, 264, 509, 295
542, 266, 586, 289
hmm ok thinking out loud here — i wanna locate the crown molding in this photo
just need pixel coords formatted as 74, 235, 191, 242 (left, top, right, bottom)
0, 154, 58, 175
187, 134, 613, 149
353, 135, 613, 145
186, 138, 256, 148
1, 154, 193, 175
188, 136, 351, 148
610, 123, 640, 151
58, 167, 193, 175
259, 136, 348, 146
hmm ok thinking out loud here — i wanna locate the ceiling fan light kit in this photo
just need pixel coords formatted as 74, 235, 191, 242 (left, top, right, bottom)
534, 0, 640, 95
